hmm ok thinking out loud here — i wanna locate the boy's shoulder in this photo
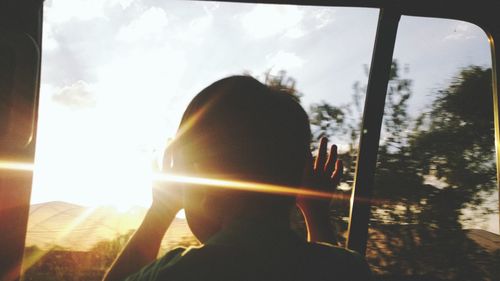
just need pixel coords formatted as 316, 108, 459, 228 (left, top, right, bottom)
298, 242, 373, 280
126, 241, 372, 281
124, 247, 187, 281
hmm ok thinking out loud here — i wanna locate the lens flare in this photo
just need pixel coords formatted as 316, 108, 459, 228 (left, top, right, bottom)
153, 173, 341, 200
1, 159, 384, 274
0, 159, 383, 203
0, 160, 34, 172
22, 207, 97, 273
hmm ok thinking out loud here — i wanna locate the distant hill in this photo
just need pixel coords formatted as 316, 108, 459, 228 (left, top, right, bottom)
26, 201, 197, 251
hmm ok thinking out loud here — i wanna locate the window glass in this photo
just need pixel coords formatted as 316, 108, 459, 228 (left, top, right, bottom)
367, 16, 499, 280
25, 1, 378, 279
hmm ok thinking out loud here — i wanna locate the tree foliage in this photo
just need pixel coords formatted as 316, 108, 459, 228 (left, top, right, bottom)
264, 64, 498, 279
371, 65, 496, 280
263, 69, 302, 103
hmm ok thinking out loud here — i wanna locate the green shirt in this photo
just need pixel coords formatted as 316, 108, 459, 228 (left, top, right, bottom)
124, 216, 372, 281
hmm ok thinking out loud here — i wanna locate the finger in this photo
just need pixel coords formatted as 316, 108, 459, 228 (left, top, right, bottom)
314, 137, 328, 174
331, 160, 343, 187
324, 144, 338, 174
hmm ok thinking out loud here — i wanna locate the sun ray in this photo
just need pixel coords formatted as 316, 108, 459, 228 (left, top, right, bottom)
22, 206, 97, 273
165, 90, 227, 156
153, 173, 339, 200
1, 159, 385, 204
0, 160, 34, 172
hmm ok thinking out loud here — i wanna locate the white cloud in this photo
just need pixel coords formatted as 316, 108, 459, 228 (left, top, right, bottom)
183, 14, 213, 43
202, 2, 220, 13
266, 50, 305, 70
95, 45, 186, 93
108, 0, 136, 10
167, 6, 215, 45
42, 23, 59, 51
285, 27, 305, 39
313, 9, 336, 29
444, 22, 476, 41
44, 0, 108, 23
190, 16, 212, 32
240, 5, 305, 39
116, 7, 168, 42
44, 0, 138, 23
52, 80, 96, 109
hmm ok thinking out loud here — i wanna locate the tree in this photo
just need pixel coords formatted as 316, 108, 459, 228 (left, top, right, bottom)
260, 66, 498, 279
412, 66, 495, 207
370, 65, 496, 279
89, 230, 135, 270
262, 69, 303, 103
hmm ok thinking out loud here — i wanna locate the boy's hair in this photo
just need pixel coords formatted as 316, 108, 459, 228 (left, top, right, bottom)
175, 75, 311, 211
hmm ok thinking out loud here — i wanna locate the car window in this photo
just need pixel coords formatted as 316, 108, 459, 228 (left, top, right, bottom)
366, 15, 499, 280
24, 1, 379, 279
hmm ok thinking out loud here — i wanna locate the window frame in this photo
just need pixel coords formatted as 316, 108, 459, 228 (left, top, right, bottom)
0, 0, 498, 279
211, 0, 500, 256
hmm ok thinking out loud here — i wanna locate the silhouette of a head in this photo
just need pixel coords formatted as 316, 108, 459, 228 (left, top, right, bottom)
174, 75, 311, 241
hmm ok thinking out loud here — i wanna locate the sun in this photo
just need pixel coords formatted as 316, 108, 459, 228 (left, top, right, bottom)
32, 144, 155, 210
30, 84, 183, 213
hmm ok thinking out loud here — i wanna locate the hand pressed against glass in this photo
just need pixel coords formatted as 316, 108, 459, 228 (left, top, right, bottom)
298, 137, 343, 244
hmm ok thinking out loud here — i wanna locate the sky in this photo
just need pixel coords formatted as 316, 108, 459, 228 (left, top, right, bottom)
32, 0, 497, 231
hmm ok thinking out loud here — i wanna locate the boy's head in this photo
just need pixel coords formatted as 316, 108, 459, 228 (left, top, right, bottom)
173, 76, 311, 241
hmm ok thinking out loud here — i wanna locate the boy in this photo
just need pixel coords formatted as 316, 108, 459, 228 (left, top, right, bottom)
103, 76, 372, 281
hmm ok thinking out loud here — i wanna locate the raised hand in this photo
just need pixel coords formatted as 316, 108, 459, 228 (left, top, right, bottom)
151, 145, 183, 214
312, 137, 343, 194
103, 144, 184, 281
297, 137, 343, 245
